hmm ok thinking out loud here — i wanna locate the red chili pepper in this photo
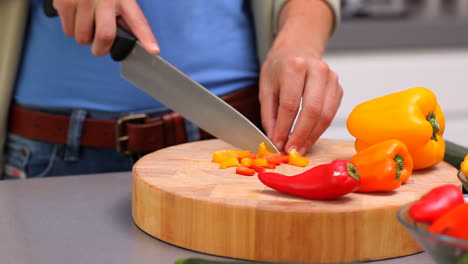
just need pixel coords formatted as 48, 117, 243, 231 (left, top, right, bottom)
409, 184, 464, 224
429, 203, 468, 240
258, 159, 360, 200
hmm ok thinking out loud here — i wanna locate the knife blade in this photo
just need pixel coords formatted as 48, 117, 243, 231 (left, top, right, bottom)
119, 41, 279, 153
43, 1, 279, 153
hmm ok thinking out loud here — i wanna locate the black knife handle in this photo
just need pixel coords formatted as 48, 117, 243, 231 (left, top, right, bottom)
110, 27, 137, 61
42, 0, 136, 61
43, 0, 58, 17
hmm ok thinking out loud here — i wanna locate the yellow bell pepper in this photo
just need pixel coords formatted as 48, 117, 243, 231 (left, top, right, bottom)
347, 87, 445, 170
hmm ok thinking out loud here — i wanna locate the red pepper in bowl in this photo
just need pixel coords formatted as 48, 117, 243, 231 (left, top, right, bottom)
258, 159, 360, 200
429, 203, 468, 240
409, 184, 464, 224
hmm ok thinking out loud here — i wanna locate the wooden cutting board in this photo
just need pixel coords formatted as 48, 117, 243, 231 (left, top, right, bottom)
132, 138, 460, 263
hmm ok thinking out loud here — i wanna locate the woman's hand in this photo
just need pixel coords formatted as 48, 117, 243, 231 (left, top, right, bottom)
52, 0, 159, 56
259, 0, 342, 155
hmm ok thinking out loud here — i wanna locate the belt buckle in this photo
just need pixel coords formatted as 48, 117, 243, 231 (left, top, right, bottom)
115, 114, 148, 154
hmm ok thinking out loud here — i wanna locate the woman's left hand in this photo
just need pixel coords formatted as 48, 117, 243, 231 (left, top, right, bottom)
259, 0, 343, 155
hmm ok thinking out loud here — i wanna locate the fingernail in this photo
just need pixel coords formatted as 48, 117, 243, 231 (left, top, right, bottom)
287, 145, 298, 153
299, 147, 307, 155
150, 43, 160, 54
275, 141, 284, 151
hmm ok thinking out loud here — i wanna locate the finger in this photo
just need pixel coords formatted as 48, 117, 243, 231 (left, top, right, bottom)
304, 70, 343, 150
259, 63, 279, 140
55, 0, 77, 37
92, 0, 117, 56
272, 57, 307, 152
119, 0, 159, 54
284, 61, 329, 155
74, 0, 94, 45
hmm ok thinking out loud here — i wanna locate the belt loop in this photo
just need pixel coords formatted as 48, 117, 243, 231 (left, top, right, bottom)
64, 109, 87, 161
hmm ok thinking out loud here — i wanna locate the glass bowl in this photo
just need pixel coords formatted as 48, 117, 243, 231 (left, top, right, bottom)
457, 170, 468, 191
397, 203, 468, 264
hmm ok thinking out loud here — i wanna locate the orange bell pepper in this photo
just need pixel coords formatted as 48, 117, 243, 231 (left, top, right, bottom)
346, 87, 445, 170
351, 139, 413, 192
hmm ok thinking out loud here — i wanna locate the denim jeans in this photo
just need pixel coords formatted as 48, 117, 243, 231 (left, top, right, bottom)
2, 108, 201, 180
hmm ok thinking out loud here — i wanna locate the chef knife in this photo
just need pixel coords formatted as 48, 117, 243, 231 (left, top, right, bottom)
42, 0, 279, 153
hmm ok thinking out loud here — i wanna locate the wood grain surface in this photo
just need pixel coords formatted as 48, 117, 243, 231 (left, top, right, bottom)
132, 138, 460, 263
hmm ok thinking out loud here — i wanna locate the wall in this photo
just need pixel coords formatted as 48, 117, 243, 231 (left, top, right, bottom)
322, 46, 468, 147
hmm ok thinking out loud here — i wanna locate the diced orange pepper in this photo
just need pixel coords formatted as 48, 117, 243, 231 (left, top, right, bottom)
257, 142, 274, 158
264, 153, 289, 165
262, 163, 276, 169
227, 149, 251, 159
220, 155, 240, 169
251, 165, 266, 173
212, 150, 232, 163
240, 157, 253, 168
288, 149, 309, 167
253, 158, 269, 167
236, 166, 256, 176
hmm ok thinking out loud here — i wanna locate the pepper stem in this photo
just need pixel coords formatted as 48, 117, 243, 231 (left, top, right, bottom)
394, 155, 404, 180
346, 162, 360, 181
426, 112, 439, 141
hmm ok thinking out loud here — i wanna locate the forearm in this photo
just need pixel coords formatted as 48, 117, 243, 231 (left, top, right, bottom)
276, 0, 334, 58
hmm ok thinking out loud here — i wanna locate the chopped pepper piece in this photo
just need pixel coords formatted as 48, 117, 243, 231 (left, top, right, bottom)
263, 154, 289, 165
288, 149, 309, 167
236, 166, 255, 176
219, 155, 240, 169
240, 157, 253, 168
227, 149, 251, 159
251, 165, 266, 173
212, 150, 231, 163
257, 142, 274, 158
253, 158, 269, 167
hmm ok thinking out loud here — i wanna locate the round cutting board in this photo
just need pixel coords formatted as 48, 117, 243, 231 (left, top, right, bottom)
132, 138, 460, 263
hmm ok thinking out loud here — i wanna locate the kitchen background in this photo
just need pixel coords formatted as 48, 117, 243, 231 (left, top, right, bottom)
321, 0, 468, 147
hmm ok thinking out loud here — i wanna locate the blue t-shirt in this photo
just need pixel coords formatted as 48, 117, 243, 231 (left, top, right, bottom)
15, 0, 259, 112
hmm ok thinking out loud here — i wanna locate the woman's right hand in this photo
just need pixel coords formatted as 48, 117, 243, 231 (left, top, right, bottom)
52, 0, 159, 56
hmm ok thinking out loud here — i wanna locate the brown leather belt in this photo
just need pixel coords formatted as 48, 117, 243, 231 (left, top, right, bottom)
9, 84, 261, 154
